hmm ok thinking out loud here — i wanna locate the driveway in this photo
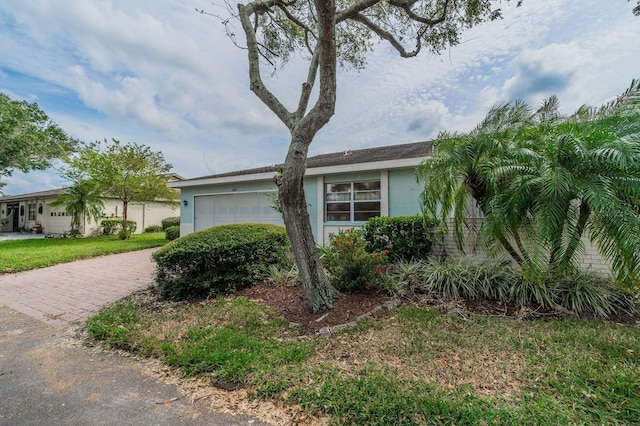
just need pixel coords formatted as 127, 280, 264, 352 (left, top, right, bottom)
0, 249, 265, 425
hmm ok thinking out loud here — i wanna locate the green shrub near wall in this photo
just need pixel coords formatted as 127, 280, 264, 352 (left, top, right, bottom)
361, 215, 437, 261
153, 223, 289, 299
165, 225, 180, 241
161, 216, 180, 230
100, 219, 137, 235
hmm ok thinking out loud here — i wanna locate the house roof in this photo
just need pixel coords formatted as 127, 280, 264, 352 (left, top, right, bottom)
0, 173, 184, 202
177, 140, 433, 183
0, 188, 67, 203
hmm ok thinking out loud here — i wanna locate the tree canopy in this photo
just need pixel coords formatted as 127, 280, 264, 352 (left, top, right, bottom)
418, 79, 640, 286
63, 140, 176, 237
0, 93, 75, 193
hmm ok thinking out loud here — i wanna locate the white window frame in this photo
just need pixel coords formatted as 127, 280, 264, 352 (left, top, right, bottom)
325, 180, 381, 223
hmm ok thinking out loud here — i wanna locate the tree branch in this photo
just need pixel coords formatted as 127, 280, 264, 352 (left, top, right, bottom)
387, 0, 450, 25
296, 47, 320, 120
335, 0, 381, 23
352, 13, 422, 57
238, 2, 295, 128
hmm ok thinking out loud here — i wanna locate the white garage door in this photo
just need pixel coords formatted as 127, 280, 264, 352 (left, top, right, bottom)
194, 192, 283, 232
46, 205, 73, 234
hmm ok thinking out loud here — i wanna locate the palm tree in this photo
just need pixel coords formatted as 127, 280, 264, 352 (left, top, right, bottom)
418, 79, 640, 286
50, 181, 104, 235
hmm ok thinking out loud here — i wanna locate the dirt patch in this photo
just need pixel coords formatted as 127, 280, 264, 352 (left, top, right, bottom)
237, 281, 393, 333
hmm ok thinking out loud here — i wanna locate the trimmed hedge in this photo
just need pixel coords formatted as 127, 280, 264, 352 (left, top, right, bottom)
101, 219, 137, 235
361, 215, 437, 262
153, 223, 289, 299
165, 225, 180, 241
161, 216, 180, 231
144, 225, 163, 233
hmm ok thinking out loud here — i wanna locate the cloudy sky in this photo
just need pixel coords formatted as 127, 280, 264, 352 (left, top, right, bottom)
0, 0, 638, 195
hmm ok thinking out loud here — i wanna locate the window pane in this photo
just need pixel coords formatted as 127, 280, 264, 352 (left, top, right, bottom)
354, 211, 380, 221
354, 202, 380, 212
354, 181, 380, 191
353, 191, 381, 201
327, 212, 350, 221
326, 192, 351, 202
327, 202, 350, 212
326, 183, 351, 193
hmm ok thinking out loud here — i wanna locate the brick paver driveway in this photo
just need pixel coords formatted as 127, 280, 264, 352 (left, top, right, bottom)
0, 248, 157, 327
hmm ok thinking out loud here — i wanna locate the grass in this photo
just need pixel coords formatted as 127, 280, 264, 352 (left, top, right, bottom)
87, 295, 312, 384
0, 232, 168, 273
87, 292, 640, 425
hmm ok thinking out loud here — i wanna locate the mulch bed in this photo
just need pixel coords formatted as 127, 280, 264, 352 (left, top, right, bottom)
237, 281, 393, 333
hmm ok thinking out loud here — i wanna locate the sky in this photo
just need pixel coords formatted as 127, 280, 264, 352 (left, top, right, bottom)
0, 0, 639, 195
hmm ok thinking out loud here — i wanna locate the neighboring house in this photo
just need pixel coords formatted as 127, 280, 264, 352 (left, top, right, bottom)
0, 174, 182, 236
169, 141, 433, 246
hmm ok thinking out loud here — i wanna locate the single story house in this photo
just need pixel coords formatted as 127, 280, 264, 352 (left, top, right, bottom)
169, 141, 433, 245
0, 175, 182, 236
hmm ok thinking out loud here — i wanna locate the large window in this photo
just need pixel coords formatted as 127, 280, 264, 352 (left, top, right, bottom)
28, 203, 36, 220
325, 180, 381, 222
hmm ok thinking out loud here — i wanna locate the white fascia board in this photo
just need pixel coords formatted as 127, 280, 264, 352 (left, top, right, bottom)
168, 157, 426, 188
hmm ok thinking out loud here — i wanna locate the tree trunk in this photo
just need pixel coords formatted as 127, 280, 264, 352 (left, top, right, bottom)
277, 133, 340, 313
122, 200, 129, 236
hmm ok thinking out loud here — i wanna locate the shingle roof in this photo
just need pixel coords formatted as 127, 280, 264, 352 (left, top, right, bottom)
0, 188, 67, 202
180, 141, 433, 182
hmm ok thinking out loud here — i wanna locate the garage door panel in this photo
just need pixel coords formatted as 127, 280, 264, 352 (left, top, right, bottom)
194, 192, 283, 232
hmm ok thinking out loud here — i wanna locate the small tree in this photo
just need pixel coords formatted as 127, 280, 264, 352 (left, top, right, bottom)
50, 180, 104, 234
208, 0, 511, 312
65, 140, 176, 238
0, 93, 76, 193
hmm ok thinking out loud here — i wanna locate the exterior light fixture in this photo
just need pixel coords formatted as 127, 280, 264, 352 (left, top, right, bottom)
183, 200, 188, 206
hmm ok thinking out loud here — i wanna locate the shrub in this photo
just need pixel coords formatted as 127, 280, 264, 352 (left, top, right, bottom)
320, 228, 389, 292
153, 223, 289, 299
165, 225, 180, 241
384, 258, 638, 318
361, 215, 437, 262
161, 216, 180, 231
144, 225, 163, 233
101, 219, 137, 235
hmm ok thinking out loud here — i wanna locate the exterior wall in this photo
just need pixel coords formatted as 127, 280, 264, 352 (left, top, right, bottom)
388, 168, 422, 217
438, 218, 613, 276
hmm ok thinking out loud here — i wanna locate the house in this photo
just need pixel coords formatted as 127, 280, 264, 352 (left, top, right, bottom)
0, 174, 182, 236
168, 141, 433, 245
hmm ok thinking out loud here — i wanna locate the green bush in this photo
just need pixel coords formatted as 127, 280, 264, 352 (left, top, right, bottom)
153, 223, 289, 299
144, 225, 163, 233
165, 225, 180, 241
383, 258, 638, 318
361, 215, 437, 262
320, 228, 388, 292
101, 219, 137, 235
161, 216, 180, 231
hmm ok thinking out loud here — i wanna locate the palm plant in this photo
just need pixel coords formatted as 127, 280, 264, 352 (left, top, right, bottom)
418, 79, 640, 287
50, 180, 104, 234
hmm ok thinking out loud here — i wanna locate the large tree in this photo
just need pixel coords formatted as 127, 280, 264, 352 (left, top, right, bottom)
214, 0, 511, 312
418, 79, 640, 286
64, 139, 176, 238
0, 93, 75, 193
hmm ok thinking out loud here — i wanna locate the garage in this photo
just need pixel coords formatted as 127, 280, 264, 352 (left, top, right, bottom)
193, 191, 283, 232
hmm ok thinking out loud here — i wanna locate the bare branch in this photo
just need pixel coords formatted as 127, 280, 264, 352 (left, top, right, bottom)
387, 0, 450, 25
295, 48, 320, 119
352, 13, 421, 58
275, 2, 317, 39
238, 2, 295, 127
335, 0, 381, 23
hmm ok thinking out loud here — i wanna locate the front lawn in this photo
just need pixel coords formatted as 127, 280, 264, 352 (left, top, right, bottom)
87, 288, 640, 425
0, 232, 168, 273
